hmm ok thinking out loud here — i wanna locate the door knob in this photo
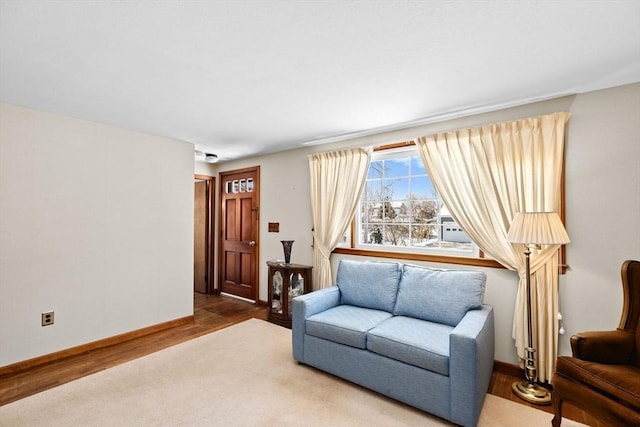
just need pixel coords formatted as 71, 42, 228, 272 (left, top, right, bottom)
249, 240, 256, 247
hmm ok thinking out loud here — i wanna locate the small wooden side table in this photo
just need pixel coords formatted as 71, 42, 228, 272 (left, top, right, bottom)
266, 261, 312, 328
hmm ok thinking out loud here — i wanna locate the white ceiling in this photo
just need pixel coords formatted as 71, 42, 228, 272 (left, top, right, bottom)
1, 1, 639, 162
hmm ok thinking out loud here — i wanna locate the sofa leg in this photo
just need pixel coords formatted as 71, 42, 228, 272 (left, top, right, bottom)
551, 392, 563, 427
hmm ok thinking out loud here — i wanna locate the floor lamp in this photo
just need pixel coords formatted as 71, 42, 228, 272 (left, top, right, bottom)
507, 212, 570, 405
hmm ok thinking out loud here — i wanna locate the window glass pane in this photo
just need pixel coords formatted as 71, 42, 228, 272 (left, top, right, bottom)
362, 224, 380, 245
411, 176, 436, 199
411, 156, 427, 174
411, 198, 437, 218
410, 224, 436, 246
389, 178, 409, 201
384, 158, 410, 177
360, 201, 375, 223
367, 160, 384, 179
384, 224, 410, 246
364, 180, 382, 201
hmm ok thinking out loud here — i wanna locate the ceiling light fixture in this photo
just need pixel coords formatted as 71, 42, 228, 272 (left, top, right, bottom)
204, 153, 219, 163
194, 150, 218, 163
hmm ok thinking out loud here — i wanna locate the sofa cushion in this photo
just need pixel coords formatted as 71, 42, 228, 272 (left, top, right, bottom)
367, 316, 453, 376
555, 356, 640, 410
306, 305, 392, 349
393, 264, 485, 327
336, 259, 401, 312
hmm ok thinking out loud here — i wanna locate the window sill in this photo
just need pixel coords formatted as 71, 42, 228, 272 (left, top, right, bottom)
332, 247, 505, 269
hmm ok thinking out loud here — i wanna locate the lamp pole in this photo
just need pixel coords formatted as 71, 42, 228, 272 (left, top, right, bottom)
512, 244, 551, 404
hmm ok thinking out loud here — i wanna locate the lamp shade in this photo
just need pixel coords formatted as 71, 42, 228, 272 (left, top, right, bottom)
507, 212, 570, 245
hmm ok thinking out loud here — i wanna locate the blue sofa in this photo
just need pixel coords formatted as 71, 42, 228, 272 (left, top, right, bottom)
292, 259, 494, 427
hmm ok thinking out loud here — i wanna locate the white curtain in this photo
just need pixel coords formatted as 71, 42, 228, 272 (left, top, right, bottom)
414, 112, 570, 382
309, 147, 372, 289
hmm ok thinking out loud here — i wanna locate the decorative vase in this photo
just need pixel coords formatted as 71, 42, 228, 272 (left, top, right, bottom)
281, 240, 294, 265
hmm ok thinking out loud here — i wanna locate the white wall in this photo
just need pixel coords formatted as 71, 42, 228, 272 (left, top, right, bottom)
194, 161, 217, 177
0, 103, 194, 367
217, 83, 640, 364
561, 84, 640, 335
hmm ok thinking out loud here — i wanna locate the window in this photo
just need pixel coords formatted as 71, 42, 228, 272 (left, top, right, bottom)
358, 145, 476, 254
335, 143, 500, 268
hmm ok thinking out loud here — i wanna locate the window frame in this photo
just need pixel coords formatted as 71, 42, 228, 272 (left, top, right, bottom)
333, 141, 568, 272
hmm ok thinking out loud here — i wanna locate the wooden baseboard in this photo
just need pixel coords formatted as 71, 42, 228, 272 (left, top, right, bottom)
0, 315, 194, 376
493, 360, 524, 378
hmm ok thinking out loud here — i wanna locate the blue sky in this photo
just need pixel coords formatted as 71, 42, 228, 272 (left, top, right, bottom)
366, 155, 437, 201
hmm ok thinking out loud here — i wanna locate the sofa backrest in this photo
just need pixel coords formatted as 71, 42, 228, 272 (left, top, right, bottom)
336, 259, 401, 312
393, 264, 486, 327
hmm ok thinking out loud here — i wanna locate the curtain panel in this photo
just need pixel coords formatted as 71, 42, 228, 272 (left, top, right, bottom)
308, 147, 372, 289
414, 112, 570, 382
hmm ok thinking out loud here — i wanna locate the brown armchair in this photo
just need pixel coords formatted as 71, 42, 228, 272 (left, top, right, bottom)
552, 260, 640, 427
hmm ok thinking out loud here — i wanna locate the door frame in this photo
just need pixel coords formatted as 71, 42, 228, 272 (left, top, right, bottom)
195, 174, 215, 294
217, 166, 260, 301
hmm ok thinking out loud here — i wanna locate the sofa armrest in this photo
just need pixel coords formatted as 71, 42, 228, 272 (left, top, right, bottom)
570, 329, 635, 364
291, 286, 341, 362
449, 305, 495, 427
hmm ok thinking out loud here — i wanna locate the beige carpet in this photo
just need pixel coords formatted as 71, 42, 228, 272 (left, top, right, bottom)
1, 319, 586, 426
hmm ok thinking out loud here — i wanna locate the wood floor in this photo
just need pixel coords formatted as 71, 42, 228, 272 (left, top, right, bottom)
1, 293, 597, 425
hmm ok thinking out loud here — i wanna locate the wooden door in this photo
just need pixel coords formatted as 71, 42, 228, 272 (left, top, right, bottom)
219, 167, 259, 301
194, 179, 208, 293
194, 175, 214, 294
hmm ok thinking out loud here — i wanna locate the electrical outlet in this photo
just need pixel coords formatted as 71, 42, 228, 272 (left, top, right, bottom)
41, 311, 54, 326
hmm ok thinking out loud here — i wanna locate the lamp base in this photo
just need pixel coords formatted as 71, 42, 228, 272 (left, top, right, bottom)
512, 380, 552, 405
